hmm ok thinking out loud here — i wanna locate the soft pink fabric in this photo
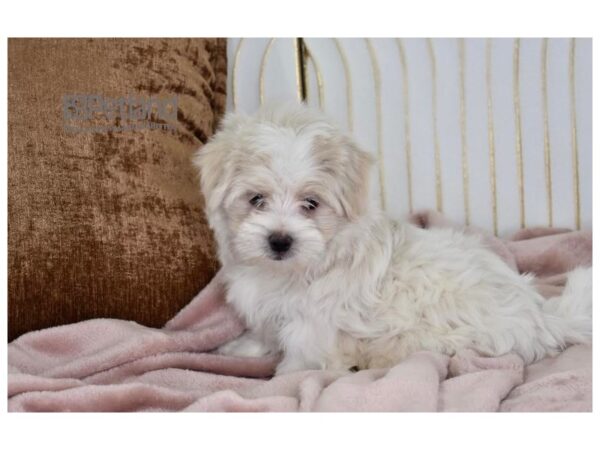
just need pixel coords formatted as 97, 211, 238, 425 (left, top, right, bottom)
8, 212, 592, 412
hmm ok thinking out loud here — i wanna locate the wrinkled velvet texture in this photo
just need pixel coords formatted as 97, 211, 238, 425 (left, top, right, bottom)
8, 38, 226, 341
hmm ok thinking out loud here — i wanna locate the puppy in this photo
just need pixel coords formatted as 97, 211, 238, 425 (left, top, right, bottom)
194, 103, 592, 375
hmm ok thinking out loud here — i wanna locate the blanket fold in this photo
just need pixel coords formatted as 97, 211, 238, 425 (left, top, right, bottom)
8, 213, 592, 412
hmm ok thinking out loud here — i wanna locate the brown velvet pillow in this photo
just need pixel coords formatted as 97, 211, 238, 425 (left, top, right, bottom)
8, 38, 225, 341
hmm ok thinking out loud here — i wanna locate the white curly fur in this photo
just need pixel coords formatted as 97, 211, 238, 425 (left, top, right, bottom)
194, 103, 592, 375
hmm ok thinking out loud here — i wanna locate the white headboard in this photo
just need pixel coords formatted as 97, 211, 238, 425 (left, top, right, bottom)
226, 38, 592, 236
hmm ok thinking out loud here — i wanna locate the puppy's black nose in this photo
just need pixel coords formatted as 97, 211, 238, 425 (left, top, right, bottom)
268, 232, 293, 254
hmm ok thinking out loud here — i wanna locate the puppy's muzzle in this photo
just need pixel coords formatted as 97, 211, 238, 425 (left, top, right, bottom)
268, 232, 293, 259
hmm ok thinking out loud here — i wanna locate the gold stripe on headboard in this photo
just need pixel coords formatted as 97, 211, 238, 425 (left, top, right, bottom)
303, 41, 325, 108
231, 38, 244, 111
513, 38, 526, 228
569, 38, 581, 230
396, 38, 414, 213
366, 39, 387, 212
486, 39, 499, 236
541, 38, 554, 227
259, 38, 275, 106
427, 38, 443, 213
333, 38, 354, 132
294, 38, 304, 101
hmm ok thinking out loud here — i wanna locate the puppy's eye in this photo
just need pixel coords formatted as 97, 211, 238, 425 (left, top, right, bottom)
303, 198, 319, 211
249, 194, 264, 207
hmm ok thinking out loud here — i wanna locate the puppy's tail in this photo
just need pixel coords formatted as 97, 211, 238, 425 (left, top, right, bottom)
542, 266, 592, 346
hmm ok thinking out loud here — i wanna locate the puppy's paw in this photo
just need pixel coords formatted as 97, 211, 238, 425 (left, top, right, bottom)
216, 333, 273, 358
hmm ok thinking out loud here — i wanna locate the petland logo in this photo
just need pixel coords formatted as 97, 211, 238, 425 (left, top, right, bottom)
63, 94, 178, 133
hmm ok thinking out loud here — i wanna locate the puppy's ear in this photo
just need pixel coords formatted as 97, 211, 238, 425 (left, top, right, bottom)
193, 112, 247, 213
337, 137, 374, 220
314, 135, 374, 221
193, 137, 228, 213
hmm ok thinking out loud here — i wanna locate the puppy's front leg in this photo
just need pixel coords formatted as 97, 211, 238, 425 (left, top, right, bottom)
215, 331, 276, 358
275, 320, 334, 375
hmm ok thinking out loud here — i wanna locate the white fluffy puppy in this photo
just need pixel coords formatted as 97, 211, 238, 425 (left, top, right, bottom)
194, 103, 592, 375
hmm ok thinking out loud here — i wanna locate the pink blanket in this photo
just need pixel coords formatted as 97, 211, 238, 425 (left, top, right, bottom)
8, 213, 592, 412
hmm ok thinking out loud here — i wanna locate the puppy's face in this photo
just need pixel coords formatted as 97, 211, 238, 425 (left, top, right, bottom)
195, 106, 372, 270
